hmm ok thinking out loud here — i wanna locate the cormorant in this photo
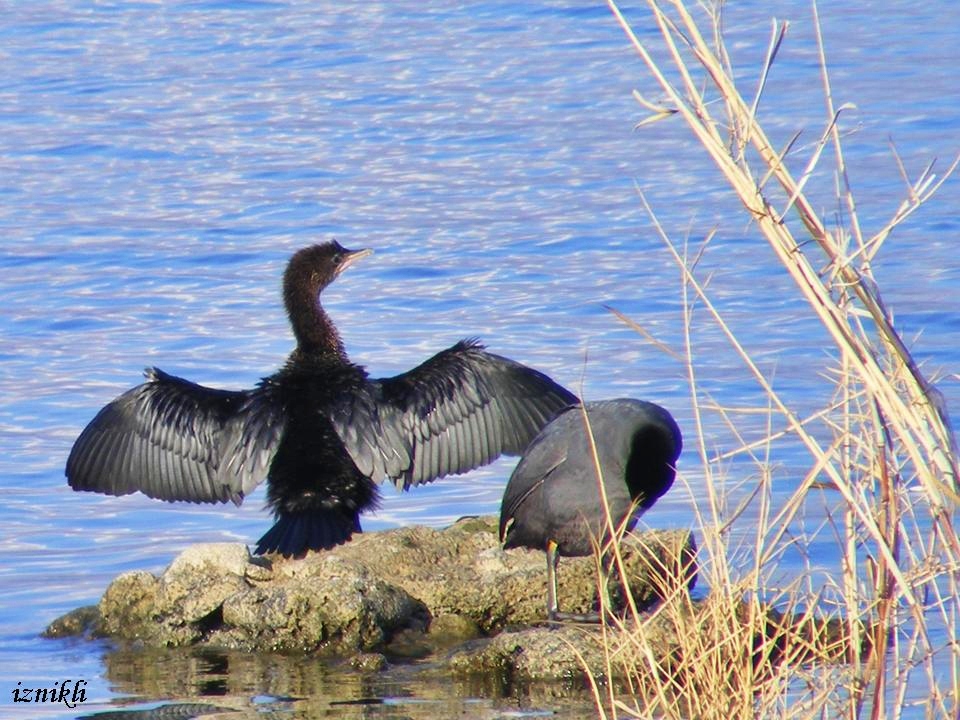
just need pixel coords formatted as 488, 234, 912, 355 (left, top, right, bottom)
498, 398, 681, 620
67, 242, 577, 557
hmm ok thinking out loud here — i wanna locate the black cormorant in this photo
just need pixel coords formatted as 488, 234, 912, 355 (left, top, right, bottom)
499, 398, 681, 619
67, 242, 577, 557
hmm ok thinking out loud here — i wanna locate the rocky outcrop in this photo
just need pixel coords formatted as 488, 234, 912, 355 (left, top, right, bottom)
46, 517, 696, 679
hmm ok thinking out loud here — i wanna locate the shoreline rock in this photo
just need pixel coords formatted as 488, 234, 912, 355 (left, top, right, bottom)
45, 516, 697, 679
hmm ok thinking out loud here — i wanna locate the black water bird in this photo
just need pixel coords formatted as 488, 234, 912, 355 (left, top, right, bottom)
499, 398, 681, 620
67, 242, 577, 557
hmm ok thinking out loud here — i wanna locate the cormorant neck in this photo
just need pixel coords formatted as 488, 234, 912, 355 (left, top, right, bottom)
285, 283, 348, 362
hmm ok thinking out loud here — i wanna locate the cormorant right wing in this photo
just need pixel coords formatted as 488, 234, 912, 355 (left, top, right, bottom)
66, 368, 284, 505
330, 339, 577, 491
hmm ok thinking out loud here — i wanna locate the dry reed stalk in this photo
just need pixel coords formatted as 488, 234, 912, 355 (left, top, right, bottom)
582, 1, 960, 717
591, 520, 860, 719
607, 0, 958, 512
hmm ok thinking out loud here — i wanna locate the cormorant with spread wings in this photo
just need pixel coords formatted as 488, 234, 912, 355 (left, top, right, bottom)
66, 243, 577, 557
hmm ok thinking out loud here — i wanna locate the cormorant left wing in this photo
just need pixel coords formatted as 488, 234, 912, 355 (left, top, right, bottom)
66, 368, 284, 505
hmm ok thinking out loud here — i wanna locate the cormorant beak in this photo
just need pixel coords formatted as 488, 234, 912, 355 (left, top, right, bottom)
338, 247, 373, 275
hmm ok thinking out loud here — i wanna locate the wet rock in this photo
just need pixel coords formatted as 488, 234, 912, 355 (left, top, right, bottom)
42, 604, 101, 639
445, 609, 686, 684
350, 652, 389, 672
46, 517, 696, 669
426, 613, 483, 646
447, 625, 607, 683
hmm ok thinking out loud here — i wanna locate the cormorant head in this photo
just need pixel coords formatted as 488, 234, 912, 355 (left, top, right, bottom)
284, 241, 372, 300
282, 242, 372, 357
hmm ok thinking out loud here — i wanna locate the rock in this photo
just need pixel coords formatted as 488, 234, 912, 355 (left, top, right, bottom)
98, 571, 162, 641
447, 626, 607, 683
350, 652, 389, 672
213, 557, 429, 654
45, 517, 697, 670
42, 605, 101, 639
427, 613, 483, 646
324, 518, 696, 632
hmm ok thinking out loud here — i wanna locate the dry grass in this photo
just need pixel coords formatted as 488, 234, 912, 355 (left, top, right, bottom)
580, 1, 960, 717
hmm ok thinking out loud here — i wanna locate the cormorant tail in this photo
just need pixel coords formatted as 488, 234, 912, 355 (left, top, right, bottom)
254, 510, 361, 556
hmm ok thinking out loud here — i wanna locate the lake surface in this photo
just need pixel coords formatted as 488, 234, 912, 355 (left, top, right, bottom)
1, 1, 957, 718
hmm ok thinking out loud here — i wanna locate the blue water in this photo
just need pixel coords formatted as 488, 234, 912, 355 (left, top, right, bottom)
1, 1, 958, 718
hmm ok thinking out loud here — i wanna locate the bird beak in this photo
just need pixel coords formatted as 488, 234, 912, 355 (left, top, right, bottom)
339, 247, 373, 274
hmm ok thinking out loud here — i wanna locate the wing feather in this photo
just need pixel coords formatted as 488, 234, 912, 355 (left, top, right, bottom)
67, 368, 284, 505
330, 339, 577, 490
